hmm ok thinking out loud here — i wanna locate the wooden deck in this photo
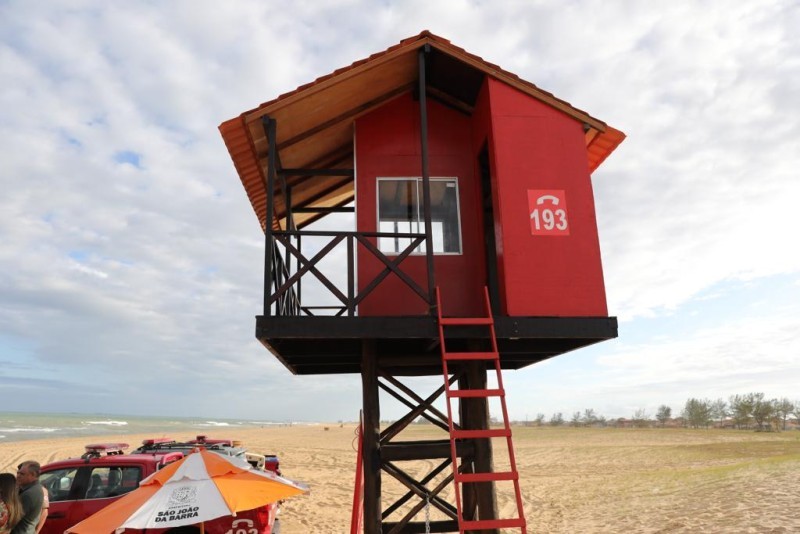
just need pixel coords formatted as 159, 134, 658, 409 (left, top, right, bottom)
256, 315, 617, 375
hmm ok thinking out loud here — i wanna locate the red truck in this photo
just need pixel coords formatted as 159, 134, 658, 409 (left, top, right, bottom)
39, 436, 281, 534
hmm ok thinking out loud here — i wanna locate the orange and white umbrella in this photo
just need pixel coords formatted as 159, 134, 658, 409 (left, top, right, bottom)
66, 448, 308, 533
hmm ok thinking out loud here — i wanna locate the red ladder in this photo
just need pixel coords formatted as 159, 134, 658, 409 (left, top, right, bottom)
436, 287, 527, 533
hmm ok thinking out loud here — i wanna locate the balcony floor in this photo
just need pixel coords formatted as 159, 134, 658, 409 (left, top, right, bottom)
256, 315, 617, 375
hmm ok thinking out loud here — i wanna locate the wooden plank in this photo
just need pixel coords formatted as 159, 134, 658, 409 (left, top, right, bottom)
254, 315, 617, 340
276, 84, 413, 151
243, 49, 418, 129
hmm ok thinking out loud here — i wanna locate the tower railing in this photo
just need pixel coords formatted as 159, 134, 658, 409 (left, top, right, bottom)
264, 229, 433, 317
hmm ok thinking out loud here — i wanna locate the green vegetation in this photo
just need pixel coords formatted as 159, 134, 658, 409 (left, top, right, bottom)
516, 393, 799, 431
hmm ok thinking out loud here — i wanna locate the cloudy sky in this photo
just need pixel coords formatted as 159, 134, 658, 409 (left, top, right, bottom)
1, 1, 798, 422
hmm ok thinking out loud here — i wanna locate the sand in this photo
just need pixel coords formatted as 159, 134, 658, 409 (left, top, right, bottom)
2, 425, 799, 533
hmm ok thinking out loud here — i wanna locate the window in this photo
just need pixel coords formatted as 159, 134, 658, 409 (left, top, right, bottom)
377, 178, 462, 255
40, 467, 79, 502
86, 466, 142, 499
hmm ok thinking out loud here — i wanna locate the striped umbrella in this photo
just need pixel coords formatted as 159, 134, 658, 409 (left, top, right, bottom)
66, 448, 308, 533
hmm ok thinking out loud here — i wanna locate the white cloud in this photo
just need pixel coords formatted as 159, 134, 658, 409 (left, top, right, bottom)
0, 0, 798, 420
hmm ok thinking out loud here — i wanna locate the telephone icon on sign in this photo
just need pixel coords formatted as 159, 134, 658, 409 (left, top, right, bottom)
536, 195, 560, 206
527, 190, 570, 236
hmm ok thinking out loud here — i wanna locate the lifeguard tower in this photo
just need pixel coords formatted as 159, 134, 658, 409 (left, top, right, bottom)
220, 31, 624, 534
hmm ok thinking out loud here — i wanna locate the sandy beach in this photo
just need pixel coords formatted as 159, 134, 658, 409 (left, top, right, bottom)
2, 425, 799, 533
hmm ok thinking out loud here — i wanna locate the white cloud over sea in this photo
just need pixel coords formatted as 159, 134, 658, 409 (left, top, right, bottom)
1, 0, 798, 421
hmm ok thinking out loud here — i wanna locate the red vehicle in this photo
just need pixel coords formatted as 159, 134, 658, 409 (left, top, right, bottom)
39, 437, 281, 534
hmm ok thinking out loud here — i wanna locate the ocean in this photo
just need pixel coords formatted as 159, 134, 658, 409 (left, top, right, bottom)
0, 411, 300, 443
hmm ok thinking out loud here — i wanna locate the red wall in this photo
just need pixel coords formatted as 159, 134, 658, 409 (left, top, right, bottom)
354, 80, 608, 318
485, 78, 608, 316
355, 94, 486, 316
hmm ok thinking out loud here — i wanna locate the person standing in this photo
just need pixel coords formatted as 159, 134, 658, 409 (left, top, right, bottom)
33, 486, 47, 534
11, 463, 43, 534
0, 473, 23, 534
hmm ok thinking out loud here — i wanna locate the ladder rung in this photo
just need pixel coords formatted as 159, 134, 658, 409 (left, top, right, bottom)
447, 388, 503, 399
462, 518, 526, 530
456, 470, 518, 483
443, 351, 498, 361
439, 317, 493, 325
451, 428, 510, 439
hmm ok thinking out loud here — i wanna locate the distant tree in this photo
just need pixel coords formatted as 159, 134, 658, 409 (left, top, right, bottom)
775, 398, 794, 431
656, 405, 672, 427
582, 408, 597, 427
750, 393, 774, 431
682, 398, 712, 428
534, 413, 546, 426
729, 393, 754, 429
549, 412, 564, 426
632, 409, 649, 428
570, 411, 582, 427
711, 398, 728, 426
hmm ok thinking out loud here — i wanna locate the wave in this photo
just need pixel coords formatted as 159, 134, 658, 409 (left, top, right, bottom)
84, 420, 129, 426
0, 427, 59, 433
196, 421, 232, 427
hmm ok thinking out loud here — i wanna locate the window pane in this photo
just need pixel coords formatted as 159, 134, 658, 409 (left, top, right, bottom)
86, 466, 142, 499
378, 180, 419, 254
40, 468, 79, 502
377, 178, 461, 255
429, 181, 461, 253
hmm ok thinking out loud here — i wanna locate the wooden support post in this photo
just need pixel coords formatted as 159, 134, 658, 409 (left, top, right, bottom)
457, 366, 478, 522
263, 116, 276, 317
361, 340, 381, 534
418, 45, 436, 315
462, 359, 498, 532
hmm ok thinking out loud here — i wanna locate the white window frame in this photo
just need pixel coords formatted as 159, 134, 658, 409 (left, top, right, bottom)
375, 176, 463, 256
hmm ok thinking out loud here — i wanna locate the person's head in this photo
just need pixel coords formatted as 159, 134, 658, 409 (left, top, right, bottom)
0, 472, 23, 529
0, 472, 17, 500
16, 461, 40, 487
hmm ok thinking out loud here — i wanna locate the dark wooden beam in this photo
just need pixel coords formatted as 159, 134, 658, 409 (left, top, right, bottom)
276, 84, 413, 151
461, 360, 497, 524
381, 458, 452, 518
426, 86, 474, 115
418, 45, 436, 314
292, 206, 354, 213
263, 116, 277, 316
362, 340, 381, 534
381, 520, 459, 534
278, 168, 354, 177
256, 315, 617, 340
380, 440, 473, 461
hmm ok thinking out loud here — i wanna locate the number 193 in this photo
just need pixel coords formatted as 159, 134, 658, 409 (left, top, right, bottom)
531, 208, 568, 231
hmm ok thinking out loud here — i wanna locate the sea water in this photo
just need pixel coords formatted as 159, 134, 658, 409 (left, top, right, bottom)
0, 411, 297, 443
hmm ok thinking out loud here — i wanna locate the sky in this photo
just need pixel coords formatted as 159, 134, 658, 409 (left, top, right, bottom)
1, 0, 798, 423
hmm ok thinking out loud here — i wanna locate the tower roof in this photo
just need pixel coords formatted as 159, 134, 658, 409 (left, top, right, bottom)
220, 30, 625, 231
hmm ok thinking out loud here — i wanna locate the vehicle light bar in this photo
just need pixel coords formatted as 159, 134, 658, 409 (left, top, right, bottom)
141, 438, 175, 446
84, 443, 129, 453
190, 435, 233, 446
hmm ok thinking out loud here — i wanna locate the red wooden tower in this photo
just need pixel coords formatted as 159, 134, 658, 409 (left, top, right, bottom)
220, 31, 624, 533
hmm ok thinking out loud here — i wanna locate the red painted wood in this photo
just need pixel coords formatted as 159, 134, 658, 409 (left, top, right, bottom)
485, 78, 608, 316
354, 78, 609, 319
355, 93, 486, 316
